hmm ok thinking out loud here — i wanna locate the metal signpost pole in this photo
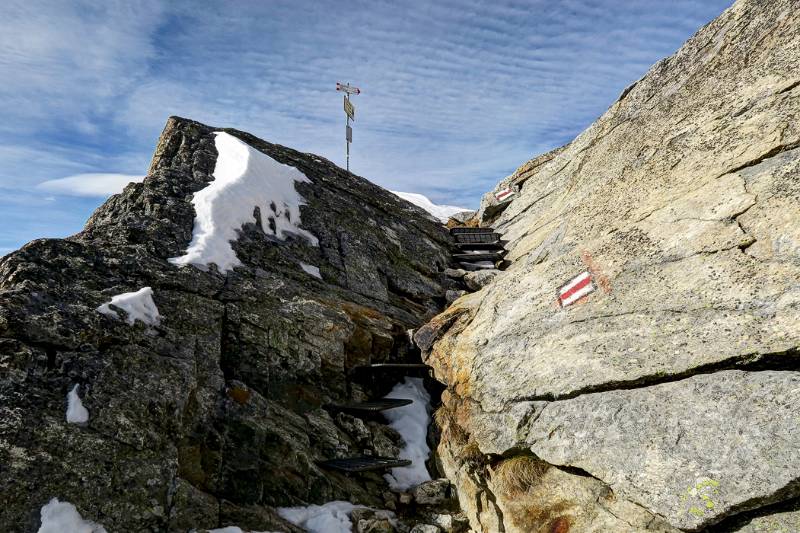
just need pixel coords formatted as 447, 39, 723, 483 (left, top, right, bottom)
336, 82, 360, 173
345, 94, 350, 171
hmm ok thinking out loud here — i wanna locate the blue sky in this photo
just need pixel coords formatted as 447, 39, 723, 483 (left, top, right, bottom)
0, 0, 732, 254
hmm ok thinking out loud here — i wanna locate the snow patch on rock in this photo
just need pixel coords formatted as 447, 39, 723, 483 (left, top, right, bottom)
383, 377, 432, 490
96, 287, 160, 326
66, 384, 89, 424
300, 262, 322, 279
391, 191, 468, 223
37, 498, 107, 533
170, 131, 318, 272
277, 501, 364, 533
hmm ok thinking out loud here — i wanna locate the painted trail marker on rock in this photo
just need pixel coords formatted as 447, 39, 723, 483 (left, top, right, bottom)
495, 186, 516, 202
558, 271, 595, 307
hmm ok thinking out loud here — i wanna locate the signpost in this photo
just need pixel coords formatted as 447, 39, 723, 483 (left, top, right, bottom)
336, 82, 361, 171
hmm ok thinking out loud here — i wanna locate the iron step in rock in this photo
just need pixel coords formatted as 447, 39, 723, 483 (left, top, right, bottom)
452, 252, 505, 262
350, 363, 431, 379
450, 227, 496, 234
459, 261, 499, 271
352, 363, 429, 371
317, 456, 412, 473
453, 232, 502, 244
325, 398, 413, 414
454, 241, 505, 251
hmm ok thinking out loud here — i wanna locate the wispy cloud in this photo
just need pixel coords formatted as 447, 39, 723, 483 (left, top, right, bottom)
0, 0, 733, 251
38, 173, 143, 196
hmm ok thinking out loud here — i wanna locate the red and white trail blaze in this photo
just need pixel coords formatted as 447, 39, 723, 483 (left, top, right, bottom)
558, 271, 595, 307
495, 187, 515, 202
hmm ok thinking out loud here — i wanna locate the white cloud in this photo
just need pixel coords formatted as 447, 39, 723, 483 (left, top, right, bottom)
0, 0, 733, 250
37, 173, 143, 197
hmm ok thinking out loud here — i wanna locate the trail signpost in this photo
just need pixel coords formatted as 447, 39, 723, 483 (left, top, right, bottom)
336, 82, 361, 171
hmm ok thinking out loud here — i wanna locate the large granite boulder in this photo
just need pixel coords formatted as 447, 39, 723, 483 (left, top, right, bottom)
0, 117, 452, 531
419, 0, 800, 531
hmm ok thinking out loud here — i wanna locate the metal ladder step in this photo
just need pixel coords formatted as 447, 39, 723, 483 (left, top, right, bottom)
325, 398, 413, 414
459, 261, 499, 271
352, 363, 429, 371
452, 251, 505, 262
317, 456, 412, 473
454, 241, 505, 251
453, 232, 502, 244
450, 227, 496, 235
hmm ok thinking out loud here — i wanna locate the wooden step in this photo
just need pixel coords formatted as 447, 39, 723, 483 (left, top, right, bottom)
453, 232, 502, 244
317, 456, 412, 473
452, 252, 505, 262
325, 398, 413, 414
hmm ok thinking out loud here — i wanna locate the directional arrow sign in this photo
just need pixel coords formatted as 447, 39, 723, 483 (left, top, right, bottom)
344, 98, 355, 120
336, 82, 361, 95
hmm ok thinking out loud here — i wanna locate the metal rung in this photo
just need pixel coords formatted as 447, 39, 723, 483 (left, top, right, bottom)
452, 252, 505, 261
354, 363, 430, 371
454, 242, 505, 251
353, 363, 430, 372
325, 398, 413, 414
460, 262, 498, 271
454, 232, 501, 244
318, 456, 412, 473
350, 363, 431, 378
450, 227, 495, 234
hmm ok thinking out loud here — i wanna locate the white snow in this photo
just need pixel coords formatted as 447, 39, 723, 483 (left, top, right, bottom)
391, 191, 468, 223
170, 131, 318, 272
300, 262, 322, 279
37, 498, 107, 533
96, 287, 160, 326
66, 384, 89, 424
382, 377, 432, 490
277, 501, 364, 533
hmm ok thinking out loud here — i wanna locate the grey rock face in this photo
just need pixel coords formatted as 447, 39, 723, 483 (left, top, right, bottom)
0, 117, 451, 531
525, 371, 800, 530
446, 211, 477, 225
462, 270, 499, 291
444, 268, 466, 280
421, 0, 800, 531
409, 524, 440, 533
445, 290, 467, 304
412, 479, 454, 506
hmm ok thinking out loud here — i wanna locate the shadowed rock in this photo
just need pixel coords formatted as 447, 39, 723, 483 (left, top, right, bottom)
0, 117, 451, 531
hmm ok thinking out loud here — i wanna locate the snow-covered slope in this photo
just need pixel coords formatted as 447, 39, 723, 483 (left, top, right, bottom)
169, 132, 318, 272
382, 377, 432, 490
391, 191, 468, 223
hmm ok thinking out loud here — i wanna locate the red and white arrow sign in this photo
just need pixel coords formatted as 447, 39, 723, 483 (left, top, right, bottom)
495, 187, 515, 202
558, 271, 595, 307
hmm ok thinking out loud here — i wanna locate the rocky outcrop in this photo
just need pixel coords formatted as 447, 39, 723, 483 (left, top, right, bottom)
0, 117, 453, 531
420, 0, 800, 531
